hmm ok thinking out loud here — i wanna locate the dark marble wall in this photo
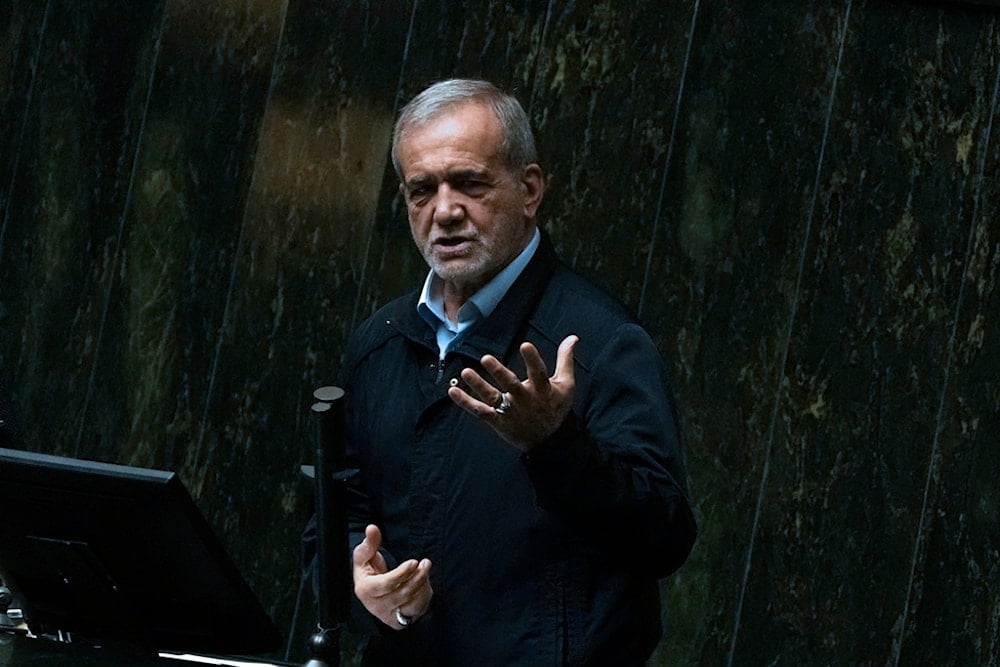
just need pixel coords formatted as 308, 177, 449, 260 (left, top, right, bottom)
2, 1, 998, 664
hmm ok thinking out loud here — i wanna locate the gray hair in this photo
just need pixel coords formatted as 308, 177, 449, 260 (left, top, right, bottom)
391, 79, 537, 178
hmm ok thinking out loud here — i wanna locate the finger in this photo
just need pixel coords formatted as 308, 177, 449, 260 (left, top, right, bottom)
394, 558, 433, 606
362, 559, 421, 600
448, 385, 499, 418
459, 367, 504, 405
479, 353, 520, 391
353, 524, 382, 566
553, 335, 579, 383
519, 342, 549, 389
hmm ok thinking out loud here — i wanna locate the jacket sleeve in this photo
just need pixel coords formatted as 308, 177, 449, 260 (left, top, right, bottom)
520, 322, 697, 578
340, 366, 403, 635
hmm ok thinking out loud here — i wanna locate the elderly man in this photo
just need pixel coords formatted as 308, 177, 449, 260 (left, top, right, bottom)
328, 79, 696, 665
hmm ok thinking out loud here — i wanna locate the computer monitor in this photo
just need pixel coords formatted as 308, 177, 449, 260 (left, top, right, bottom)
0, 447, 282, 656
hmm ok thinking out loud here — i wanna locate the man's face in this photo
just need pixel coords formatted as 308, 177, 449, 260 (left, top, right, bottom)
396, 103, 544, 296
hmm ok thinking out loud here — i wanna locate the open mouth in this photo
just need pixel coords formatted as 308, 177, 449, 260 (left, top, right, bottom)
433, 237, 474, 256
435, 236, 468, 247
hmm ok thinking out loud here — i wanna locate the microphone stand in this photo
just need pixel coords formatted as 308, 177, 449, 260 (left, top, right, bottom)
304, 386, 356, 667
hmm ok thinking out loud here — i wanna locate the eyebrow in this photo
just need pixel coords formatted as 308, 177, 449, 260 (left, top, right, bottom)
446, 168, 490, 182
404, 175, 435, 189
404, 168, 492, 189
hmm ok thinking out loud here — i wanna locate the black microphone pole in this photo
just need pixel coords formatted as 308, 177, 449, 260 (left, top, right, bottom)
305, 386, 355, 667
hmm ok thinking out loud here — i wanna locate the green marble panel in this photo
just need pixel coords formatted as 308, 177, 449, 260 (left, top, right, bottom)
1, 1, 999, 665
0, 1, 164, 459
115, 0, 292, 641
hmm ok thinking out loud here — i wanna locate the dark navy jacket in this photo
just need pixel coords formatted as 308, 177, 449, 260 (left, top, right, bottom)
336, 234, 696, 665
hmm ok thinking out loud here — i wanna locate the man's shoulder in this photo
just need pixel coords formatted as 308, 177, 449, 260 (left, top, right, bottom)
365, 290, 418, 323
344, 291, 420, 362
535, 263, 638, 332
527, 262, 656, 369
530, 266, 662, 378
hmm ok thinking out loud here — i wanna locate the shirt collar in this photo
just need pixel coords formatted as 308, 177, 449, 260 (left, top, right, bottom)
417, 227, 541, 332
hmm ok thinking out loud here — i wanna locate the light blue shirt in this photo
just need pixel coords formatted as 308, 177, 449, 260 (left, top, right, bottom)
417, 228, 540, 359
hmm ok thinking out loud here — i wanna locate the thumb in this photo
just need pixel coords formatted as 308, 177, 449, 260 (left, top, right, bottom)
553, 335, 579, 382
353, 524, 382, 566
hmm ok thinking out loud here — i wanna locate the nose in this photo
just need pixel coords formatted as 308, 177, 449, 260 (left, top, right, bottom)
431, 185, 464, 226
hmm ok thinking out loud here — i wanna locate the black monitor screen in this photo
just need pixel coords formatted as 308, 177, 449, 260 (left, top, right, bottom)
0, 447, 282, 655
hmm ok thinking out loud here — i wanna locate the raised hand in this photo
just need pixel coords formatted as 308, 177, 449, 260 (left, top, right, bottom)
448, 334, 578, 451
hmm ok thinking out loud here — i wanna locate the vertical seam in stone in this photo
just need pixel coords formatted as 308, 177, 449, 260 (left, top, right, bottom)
526, 0, 555, 115
0, 1, 52, 264
891, 18, 1000, 667
74, 2, 169, 457
727, 2, 853, 664
348, 0, 420, 338
637, 0, 701, 321
192, 0, 292, 478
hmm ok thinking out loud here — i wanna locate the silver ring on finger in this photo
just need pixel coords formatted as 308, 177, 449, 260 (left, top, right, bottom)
494, 392, 512, 415
395, 608, 413, 627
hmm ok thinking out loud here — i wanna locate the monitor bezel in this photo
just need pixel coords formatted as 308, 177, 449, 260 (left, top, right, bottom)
0, 447, 282, 656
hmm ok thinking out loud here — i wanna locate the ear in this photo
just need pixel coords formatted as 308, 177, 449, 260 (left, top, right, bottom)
520, 163, 546, 219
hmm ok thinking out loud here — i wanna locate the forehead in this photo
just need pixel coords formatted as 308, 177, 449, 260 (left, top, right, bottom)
397, 103, 504, 178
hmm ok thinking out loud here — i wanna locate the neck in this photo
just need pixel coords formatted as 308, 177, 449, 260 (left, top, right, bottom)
442, 281, 482, 324
437, 225, 539, 323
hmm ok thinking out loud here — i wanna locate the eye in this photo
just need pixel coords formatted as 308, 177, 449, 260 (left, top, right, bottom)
456, 179, 489, 196
406, 185, 434, 204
